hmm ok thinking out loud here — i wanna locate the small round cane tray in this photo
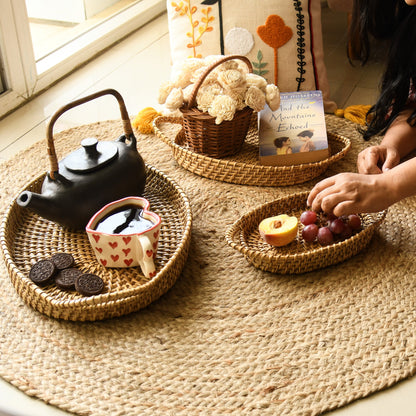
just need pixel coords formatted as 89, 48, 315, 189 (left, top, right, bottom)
154, 116, 351, 186
225, 191, 386, 274
0, 165, 192, 321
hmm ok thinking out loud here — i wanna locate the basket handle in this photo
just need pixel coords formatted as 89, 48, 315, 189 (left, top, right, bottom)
46, 88, 133, 180
186, 55, 253, 109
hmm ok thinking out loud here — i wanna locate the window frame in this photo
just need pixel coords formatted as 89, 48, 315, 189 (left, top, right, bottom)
0, 0, 165, 118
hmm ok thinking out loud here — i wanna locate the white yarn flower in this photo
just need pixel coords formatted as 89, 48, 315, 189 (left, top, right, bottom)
265, 84, 281, 111
182, 84, 195, 104
190, 65, 220, 85
158, 81, 175, 105
245, 86, 266, 112
171, 58, 206, 88
216, 60, 239, 71
159, 55, 280, 122
225, 87, 247, 111
217, 69, 246, 90
208, 95, 237, 124
165, 87, 184, 110
203, 55, 226, 66
196, 83, 223, 112
246, 73, 268, 91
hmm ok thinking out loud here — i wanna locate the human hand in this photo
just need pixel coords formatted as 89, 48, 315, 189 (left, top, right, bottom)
357, 145, 400, 174
307, 172, 392, 216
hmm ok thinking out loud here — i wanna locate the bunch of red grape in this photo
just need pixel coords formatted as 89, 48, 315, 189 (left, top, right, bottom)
300, 210, 362, 245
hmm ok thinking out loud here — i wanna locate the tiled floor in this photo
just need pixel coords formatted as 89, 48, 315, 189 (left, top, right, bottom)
2, 5, 416, 416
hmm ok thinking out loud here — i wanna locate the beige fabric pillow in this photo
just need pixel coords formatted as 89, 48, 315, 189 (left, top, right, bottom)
167, 0, 337, 112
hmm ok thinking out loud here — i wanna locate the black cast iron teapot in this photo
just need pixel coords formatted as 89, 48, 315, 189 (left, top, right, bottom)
16, 89, 147, 230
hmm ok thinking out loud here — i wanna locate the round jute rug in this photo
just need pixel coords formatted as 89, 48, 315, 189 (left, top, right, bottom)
1, 115, 416, 416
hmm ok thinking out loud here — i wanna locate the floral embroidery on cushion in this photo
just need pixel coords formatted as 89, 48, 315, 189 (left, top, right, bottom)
171, 1, 215, 58
257, 14, 293, 85
252, 50, 269, 78
202, 0, 224, 54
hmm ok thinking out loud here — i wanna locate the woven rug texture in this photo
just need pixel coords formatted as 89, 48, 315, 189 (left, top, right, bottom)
1, 115, 416, 415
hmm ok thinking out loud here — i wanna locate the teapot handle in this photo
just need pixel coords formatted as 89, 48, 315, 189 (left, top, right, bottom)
46, 89, 134, 180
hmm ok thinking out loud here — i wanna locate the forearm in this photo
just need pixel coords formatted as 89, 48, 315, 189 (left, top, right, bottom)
382, 155, 416, 203
380, 108, 416, 158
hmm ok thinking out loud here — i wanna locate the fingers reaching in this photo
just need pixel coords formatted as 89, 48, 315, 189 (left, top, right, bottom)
357, 148, 383, 174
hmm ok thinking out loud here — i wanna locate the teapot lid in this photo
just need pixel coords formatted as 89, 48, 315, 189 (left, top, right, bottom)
63, 138, 118, 173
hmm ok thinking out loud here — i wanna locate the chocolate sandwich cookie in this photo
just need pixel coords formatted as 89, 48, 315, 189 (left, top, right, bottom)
51, 252, 75, 270
29, 259, 56, 285
75, 273, 104, 296
55, 268, 82, 290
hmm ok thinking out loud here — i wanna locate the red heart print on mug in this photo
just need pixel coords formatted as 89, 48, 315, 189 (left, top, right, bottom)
86, 196, 162, 278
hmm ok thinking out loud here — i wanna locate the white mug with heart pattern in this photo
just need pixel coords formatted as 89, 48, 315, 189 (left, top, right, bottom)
86, 197, 161, 278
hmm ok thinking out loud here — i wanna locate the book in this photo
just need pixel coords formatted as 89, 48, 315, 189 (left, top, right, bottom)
258, 90, 329, 166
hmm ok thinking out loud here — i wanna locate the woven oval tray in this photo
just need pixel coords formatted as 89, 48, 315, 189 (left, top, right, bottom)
0, 165, 192, 321
225, 191, 386, 274
154, 116, 351, 186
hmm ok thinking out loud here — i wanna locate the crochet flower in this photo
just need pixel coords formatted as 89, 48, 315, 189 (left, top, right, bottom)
265, 84, 281, 111
226, 87, 247, 111
190, 66, 220, 85
157, 55, 281, 124
245, 86, 266, 112
208, 95, 237, 124
182, 84, 195, 104
165, 87, 184, 111
246, 73, 268, 91
203, 55, 226, 66
217, 69, 246, 90
171, 57, 206, 88
158, 81, 175, 105
196, 83, 223, 112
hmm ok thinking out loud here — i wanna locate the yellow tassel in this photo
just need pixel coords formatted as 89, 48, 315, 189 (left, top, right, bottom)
334, 104, 372, 125
132, 107, 161, 134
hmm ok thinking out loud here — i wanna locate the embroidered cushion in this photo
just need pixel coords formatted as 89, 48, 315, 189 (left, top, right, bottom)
167, 0, 337, 112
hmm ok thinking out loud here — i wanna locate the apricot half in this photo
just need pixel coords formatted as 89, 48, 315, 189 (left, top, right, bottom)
259, 214, 298, 247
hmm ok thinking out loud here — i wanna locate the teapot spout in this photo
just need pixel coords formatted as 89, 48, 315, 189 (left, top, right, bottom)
17, 191, 53, 219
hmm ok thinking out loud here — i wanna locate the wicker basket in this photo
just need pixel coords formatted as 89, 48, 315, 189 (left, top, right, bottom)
0, 165, 192, 321
154, 116, 351, 186
180, 55, 254, 158
225, 191, 386, 274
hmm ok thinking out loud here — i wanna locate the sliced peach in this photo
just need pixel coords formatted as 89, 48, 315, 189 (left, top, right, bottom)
259, 214, 298, 247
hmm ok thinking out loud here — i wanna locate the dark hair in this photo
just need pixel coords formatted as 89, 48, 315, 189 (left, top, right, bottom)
297, 129, 314, 138
350, 0, 416, 139
274, 137, 290, 148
